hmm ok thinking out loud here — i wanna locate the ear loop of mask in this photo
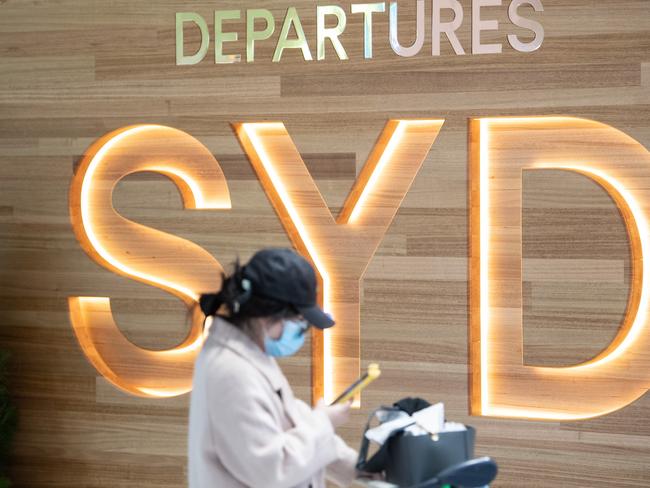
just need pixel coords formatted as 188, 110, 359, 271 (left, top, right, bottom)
297, 323, 309, 336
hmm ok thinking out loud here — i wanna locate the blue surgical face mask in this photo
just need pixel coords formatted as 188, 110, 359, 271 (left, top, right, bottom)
264, 318, 309, 357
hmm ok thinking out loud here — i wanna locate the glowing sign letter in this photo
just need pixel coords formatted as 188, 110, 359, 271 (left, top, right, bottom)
469, 116, 650, 420
235, 120, 444, 404
69, 125, 231, 398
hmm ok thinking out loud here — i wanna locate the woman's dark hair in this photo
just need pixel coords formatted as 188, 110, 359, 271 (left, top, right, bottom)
199, 258, 298, 331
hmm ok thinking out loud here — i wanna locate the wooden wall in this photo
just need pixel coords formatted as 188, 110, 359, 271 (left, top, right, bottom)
1, 0, 649, 486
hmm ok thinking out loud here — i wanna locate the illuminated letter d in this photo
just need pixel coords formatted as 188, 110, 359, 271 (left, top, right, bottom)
470, 116, 650, 420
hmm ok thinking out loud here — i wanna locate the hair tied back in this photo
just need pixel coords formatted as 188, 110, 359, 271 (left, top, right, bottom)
199, 292, 223, 317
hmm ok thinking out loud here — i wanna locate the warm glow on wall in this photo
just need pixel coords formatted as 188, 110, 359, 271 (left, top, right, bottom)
68, 124, 230, 398
469, 116, 650, 420
69, 121, 442, 403
234, 120, 444, 404
70, 118, 650, 414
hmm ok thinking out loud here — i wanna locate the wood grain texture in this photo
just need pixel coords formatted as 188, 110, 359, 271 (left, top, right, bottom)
469, 117, 650, 422
0, 0, 648, 486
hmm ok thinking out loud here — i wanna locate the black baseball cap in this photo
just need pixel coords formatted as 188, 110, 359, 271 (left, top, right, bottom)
242, 248, 335, 329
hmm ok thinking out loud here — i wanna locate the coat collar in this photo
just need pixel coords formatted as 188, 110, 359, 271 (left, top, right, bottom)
206, 315, 286, 392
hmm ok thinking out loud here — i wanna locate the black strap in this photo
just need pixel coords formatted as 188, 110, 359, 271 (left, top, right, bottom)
356, 406, 401, 473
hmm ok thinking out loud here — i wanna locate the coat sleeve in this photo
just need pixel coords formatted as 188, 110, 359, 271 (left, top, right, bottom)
325, 435, 359, 487
206, 363, 341, 488
293, 399, 359, 487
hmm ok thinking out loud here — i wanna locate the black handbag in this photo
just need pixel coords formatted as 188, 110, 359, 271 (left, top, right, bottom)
356, 398, 477, 487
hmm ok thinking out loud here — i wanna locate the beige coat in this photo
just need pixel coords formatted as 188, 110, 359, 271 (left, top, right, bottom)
188, 316, 358, 488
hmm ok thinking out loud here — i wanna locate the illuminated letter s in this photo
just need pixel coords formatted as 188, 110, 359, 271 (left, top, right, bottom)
69, 125, 230, 398
470, 116, 650, 420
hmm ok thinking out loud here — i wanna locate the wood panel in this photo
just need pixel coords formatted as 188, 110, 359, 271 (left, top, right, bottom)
0, 0, 649, 486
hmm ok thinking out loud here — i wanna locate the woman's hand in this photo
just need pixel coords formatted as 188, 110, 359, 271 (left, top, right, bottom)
315, 398, 353, 429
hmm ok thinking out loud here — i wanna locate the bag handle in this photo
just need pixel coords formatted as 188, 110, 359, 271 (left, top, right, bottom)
356, 407, 379, 471
356, 406, 402, 472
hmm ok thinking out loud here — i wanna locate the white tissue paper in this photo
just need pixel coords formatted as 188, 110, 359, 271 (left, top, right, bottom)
365, 415, 415, 444
412, 402, 445, 434
365, 402, 467, 445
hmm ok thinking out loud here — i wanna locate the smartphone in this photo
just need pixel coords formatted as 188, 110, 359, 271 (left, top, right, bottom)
330, 363, 381, 405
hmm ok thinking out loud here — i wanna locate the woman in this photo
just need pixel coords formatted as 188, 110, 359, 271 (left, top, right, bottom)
188, 248, 359, 488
